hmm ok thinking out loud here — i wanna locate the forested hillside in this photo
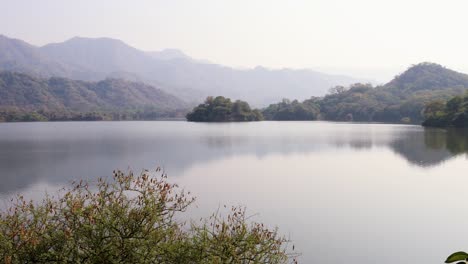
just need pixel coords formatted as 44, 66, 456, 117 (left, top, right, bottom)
321, 63, 468, 123
0, 72, 189, 121
263, 63, 468, 123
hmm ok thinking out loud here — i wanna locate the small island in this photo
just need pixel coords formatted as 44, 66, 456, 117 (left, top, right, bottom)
186, 96, 263, 122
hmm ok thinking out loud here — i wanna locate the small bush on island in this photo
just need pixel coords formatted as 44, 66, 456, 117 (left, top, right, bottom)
0, 169, 297, 263
186, 96, 263, 122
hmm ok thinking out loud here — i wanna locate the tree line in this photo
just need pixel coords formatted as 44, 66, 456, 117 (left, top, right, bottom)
0, 108, 187, 122
422, 92, 468, 127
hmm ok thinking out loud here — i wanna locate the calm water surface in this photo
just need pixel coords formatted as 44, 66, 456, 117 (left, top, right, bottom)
0, 121, 467, 264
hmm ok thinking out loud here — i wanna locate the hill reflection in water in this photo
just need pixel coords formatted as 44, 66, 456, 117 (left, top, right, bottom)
0, 121, 466, 195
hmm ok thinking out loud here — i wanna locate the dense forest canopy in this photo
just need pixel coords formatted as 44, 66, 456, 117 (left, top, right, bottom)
262, 98, 320, 121
422, 92, 468, 127
186, 96, 263, 122
0, 71, 189, 121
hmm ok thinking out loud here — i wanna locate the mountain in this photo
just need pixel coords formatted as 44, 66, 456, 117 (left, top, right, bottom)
385, 62, 468, 93
40, 37, 156, 80
0, 71, 187, 113
39, 36, 363, 105
146, 49, 193, 61
302, 62, 468, 123
0, 35, 364, 105
0, 35, 74, 77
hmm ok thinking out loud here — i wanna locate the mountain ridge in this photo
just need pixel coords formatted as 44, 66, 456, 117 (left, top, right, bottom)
0, 35, 364, 105
0, 71, 188, 114
0, 35, 76, 78
2, 61, 468, 123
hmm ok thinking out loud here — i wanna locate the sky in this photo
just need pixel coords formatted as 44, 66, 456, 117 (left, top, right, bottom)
1, 0, 468, 82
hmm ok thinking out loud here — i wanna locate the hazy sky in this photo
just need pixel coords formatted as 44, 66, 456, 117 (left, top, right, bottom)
2, 0, 467, 82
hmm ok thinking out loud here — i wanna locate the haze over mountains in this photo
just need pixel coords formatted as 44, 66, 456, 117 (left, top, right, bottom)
3, 34, 468, 124
0, 34, 363, 106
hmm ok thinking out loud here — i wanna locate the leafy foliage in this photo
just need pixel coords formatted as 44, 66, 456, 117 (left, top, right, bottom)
262, 98, 320, 121
186, 96, 263, 122
319, 83, 383, 122
422, 92, 468, 127
445, 251, 468, 263
0, 169, 297, 263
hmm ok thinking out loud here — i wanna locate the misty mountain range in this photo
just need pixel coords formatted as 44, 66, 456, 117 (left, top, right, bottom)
0, 34, 363, 106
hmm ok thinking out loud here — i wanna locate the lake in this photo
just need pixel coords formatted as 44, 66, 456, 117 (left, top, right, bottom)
0, 121, 467, 264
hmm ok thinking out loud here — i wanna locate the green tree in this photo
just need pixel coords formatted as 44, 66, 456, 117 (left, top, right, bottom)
262, 98, 320, 121
423, 92, 468, 127
187, 96, 263, 122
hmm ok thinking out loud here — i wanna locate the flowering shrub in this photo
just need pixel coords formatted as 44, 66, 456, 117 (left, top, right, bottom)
0, 169, 297, 263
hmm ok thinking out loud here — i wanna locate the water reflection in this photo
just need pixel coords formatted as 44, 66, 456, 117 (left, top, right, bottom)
0, 122, 466, 195
428, 128, 468, 155
390, 129, 451, 168
1, 121, 468, 264
390, 128, 468, 167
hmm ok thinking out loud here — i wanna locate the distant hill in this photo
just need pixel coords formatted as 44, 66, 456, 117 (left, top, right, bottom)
0, 71, 188, 114
40, 37, 157, 80
0, 35, 364, 106
385, 62, 468, 93
264, 63, 468, 123
0, 35, 76, 78
146, 49, 193, 61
